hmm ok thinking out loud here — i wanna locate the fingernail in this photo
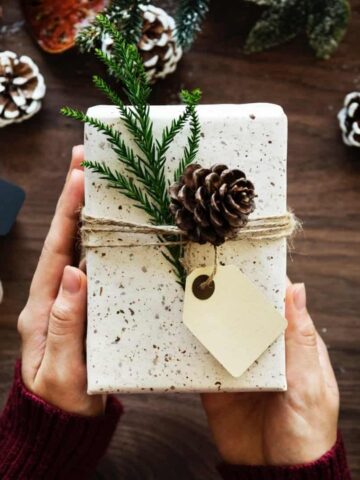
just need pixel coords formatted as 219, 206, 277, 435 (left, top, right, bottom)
62, 266, 81, 294
72, 145, 83, 159
68, 168, 83, 189
293, 283, 306, 311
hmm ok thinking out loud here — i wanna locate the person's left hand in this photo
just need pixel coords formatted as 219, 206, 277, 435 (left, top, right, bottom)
17, 145, 104, 416
201, 280, 339, 466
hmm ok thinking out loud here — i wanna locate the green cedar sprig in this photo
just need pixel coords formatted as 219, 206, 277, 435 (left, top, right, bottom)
62, 14, 202, 286
115, 0, 148, 43
245, 0, 350, 59
173, 90, 201, 181
77, 0, 149, 52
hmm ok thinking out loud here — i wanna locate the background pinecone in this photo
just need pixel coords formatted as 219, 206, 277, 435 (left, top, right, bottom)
102, 4, 182, 83
0, 51, 46, 128
169, 164, 256, 246
338, 92, 360, 147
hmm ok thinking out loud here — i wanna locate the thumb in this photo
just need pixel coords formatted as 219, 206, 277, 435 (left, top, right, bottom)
285, 283, 321, 384
46, 266, 87, 364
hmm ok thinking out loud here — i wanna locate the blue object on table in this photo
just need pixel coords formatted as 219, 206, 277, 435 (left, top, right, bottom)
0, 179, 25, 236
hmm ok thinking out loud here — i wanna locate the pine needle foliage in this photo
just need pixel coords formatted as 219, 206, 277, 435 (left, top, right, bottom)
173, 90, 201, 181
245, 0, 350, 59
117, 0, 147, 43
175, 0, 210, 50
77, 0, 149, 52
77, 0, 209, 56
62, 14, 202, 287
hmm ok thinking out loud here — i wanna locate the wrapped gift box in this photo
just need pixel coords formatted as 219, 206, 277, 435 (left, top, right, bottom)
84, 103, 288, 394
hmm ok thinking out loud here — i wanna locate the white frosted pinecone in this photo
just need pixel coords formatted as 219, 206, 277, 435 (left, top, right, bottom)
338, 92, 360, 148
0, 51, 46, 128
102, 4, 182, 83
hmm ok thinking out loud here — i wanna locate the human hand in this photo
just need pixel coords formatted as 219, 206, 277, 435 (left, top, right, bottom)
201, 280, 339, 466
17, 146, 104, 416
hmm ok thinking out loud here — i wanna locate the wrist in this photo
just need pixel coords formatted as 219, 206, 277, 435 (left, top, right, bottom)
264, 422, 338, 466
218, 433, 351, 480
0, 361, 123, 479
217, 425, 338, 466
23, 359, 105, 416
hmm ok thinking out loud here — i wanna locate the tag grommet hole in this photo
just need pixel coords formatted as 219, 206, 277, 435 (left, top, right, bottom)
192, 275, 215, 300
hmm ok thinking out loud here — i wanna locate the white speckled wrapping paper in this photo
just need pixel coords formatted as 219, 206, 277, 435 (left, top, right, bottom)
84, 104, 288, 394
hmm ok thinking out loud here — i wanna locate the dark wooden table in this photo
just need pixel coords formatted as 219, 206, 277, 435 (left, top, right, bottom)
1, 1, 359, 478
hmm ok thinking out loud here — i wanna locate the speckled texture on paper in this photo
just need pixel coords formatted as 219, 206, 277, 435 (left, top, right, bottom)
84, 104, 288, 394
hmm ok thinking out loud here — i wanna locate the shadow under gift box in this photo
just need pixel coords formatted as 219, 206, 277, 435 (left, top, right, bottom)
84, 103, 287, 394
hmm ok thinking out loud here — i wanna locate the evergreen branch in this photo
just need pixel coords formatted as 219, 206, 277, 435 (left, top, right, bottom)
95, 15, 150, 99
61, 107, 134, 166
92, 75, 154, 169
82, 160, 163, 222
245, 0, 307, 54
180, 88, 202, 107
162, 246, 187, 286
155, 89, 202, 211
76, 23, 103, 53
94, 45, 149, 103
93, 18, 171, 224
118, 0, 145, 44
76, 0, 147, 52
76, 4, 125, 53
156, 89, 202, 166
61, 106, 156, 201
92, 75, 138, 136
63, 23, 203, 287
157, 113, 191, 166
174, 93, 202, 181
93, 16, 155, 164
92, 17, 168, 221
61, 107, 133, 163
175, 0, 210, 50
245, 0, 350, 59
83, 159, 185, 285
306, 0, 350, 59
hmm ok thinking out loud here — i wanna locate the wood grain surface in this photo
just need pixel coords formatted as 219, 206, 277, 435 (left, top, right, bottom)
1, 1, 359, 478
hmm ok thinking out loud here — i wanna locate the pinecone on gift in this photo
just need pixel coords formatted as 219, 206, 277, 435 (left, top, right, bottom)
169, 164, 256, 246
0, 51, 46, 128
102, 4, 182, 83
338, 92, 360, 147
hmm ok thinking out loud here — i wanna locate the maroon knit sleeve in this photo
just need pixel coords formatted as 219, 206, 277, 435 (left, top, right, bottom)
218, 433, 351, 480
0, 361, 123, 480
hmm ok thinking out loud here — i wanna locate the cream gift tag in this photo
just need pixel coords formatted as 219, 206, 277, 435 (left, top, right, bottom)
183, 265, 287, 378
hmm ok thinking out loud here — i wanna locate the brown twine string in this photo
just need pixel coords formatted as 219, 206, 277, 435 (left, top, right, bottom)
80, 210, 300, 283
81, 211, 300, 248
200, 246, 218, 290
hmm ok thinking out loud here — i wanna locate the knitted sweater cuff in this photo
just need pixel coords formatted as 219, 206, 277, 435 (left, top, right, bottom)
218, 433, 351, 480
0, 361, 123, 480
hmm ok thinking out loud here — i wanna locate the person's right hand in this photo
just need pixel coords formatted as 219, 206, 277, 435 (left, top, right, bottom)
202, 280, 340, 466
17, 146, 104, 417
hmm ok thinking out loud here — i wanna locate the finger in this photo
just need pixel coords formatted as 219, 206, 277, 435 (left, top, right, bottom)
287, 276, 330, 376
67, 145, 84, 179
29, 169, 84, 306
79, 257, 87, 273
29, 146, 84, 306
316, 333, 339, 393
44, 266, 87, 364
285, 283, 322, 383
